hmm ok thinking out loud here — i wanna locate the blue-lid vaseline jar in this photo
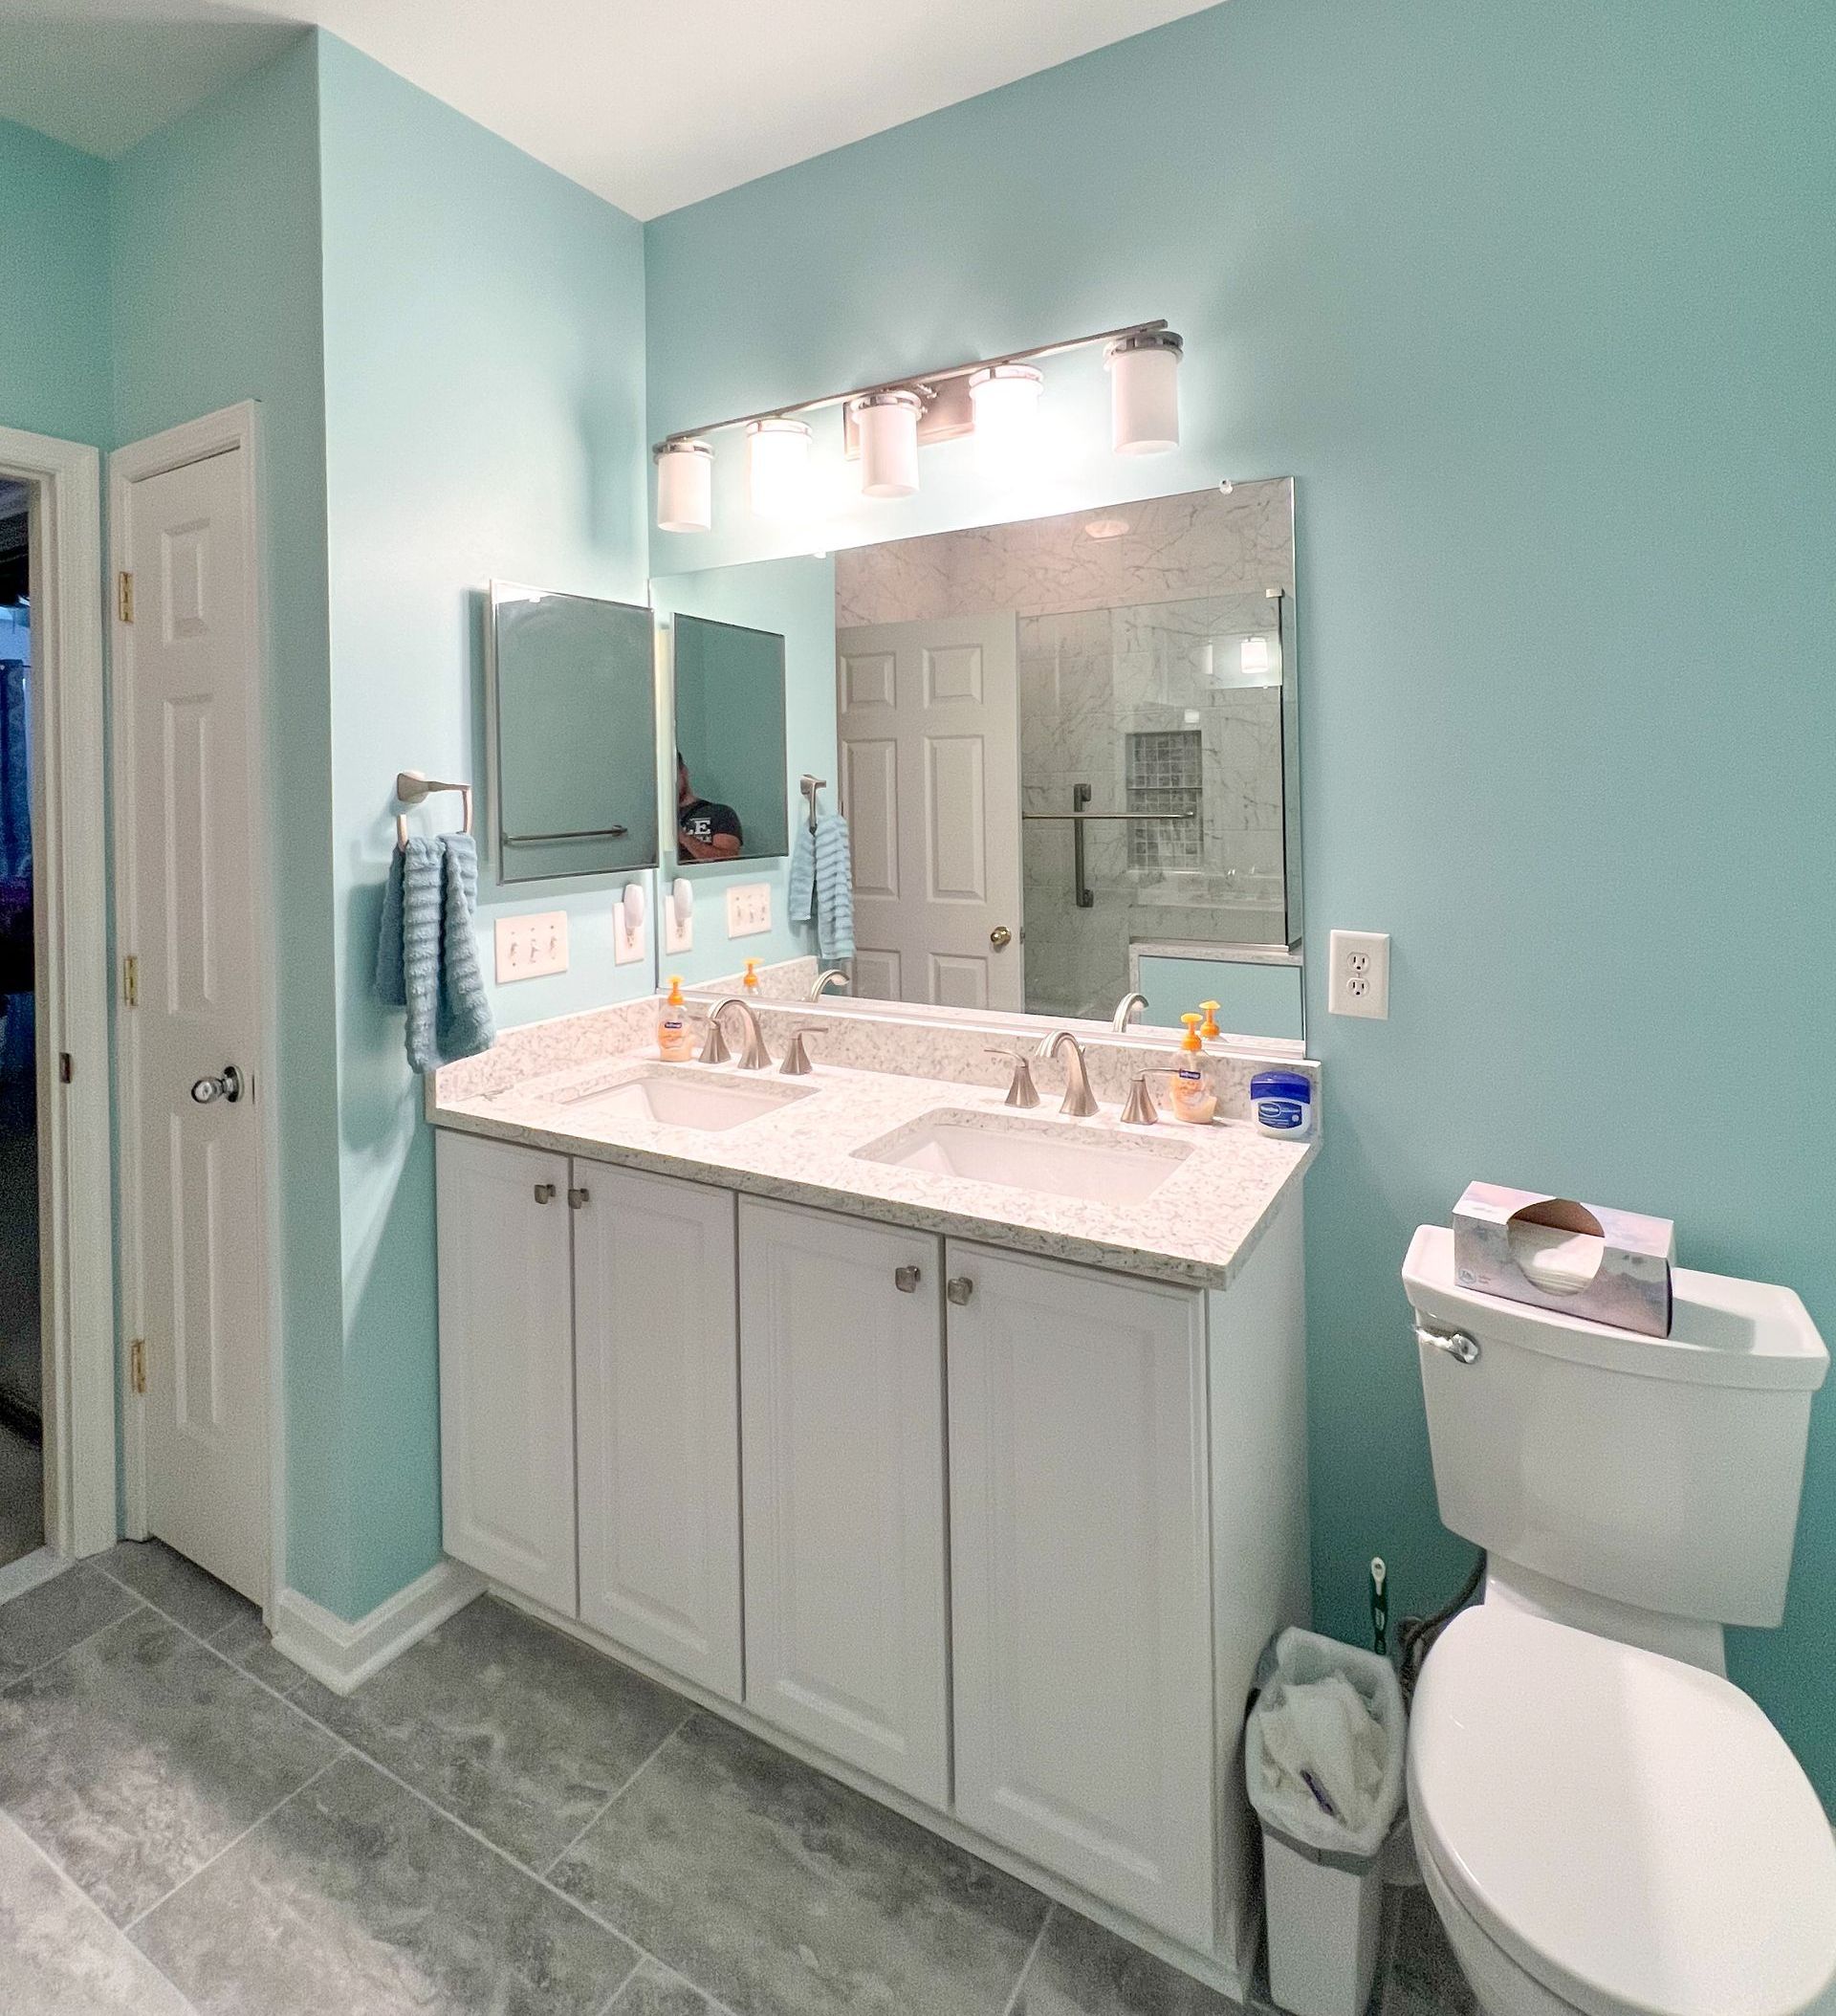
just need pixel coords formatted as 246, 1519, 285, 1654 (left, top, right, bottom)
1249, 1069, 1313, 1139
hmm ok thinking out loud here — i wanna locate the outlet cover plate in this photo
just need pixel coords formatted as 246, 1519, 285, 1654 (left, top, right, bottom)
725, 883, 772, 939
613, 911, 647, 966
664, 905, 692, 955
495, 909, 568, 982
1328, 929, 1389, 1019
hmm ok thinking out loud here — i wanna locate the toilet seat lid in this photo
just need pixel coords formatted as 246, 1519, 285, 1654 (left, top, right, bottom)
1410, 1607, 1836, 2016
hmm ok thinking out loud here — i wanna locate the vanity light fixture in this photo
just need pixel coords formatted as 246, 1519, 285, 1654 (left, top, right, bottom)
1106, 328, 1184, 455
968, 363, 1044, 476
654, 439, 713, 533
850, 389, 925, 498
746, 416, 814, 518
651, 318, 1180, 531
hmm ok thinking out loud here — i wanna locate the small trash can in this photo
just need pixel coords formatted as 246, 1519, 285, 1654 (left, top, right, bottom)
1245, 1628, 1406, 2016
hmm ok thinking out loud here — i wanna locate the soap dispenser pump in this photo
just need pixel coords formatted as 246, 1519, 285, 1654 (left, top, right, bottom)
742, 957, 762, 995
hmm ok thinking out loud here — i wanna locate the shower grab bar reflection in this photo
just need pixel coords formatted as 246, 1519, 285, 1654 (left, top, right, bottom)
1021, 785, 1194, 909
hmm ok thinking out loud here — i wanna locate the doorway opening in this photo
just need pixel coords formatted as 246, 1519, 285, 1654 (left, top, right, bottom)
0, 477, 41, 1570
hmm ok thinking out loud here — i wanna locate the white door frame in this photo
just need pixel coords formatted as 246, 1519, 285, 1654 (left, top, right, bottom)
110, 401, 286, 1609
0, 423, 113, 1563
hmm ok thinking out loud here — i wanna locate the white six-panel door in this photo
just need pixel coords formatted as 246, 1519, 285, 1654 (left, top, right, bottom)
946, 1240, 1216, 1947
574, 1163, 743, 1701
435, 1131, 578, 1613
737, 1197, 951, 1805
118, 440, 272, 1604
836, 613, 1023, 1009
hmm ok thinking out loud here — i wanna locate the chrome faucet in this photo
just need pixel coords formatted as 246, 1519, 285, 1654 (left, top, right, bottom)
1036, 1029, 1099, 1118
1111, 991, 1148, 1032
810, 968, 851, 998
699, 997, 773, 1070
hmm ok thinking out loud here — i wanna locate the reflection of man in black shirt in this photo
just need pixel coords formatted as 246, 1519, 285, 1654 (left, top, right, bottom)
677, 753, 743, 862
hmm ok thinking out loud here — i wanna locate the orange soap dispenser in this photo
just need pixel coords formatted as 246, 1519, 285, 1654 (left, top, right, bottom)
658, 975, 694, 1062
1169, 1014, 1218, 1124
742, 957, 762, 996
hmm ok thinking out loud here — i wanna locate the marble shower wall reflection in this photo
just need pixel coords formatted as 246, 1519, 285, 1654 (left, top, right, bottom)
836, 481, 1299, 1025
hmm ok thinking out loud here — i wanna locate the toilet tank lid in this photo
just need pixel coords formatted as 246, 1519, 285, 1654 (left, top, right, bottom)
1404, 1225, 1828, 1392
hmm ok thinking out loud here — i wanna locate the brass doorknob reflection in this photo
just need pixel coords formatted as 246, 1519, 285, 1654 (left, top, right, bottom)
989, 925, 1012, 949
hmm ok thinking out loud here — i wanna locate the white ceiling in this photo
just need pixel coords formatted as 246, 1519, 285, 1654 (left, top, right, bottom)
0, 0, 1222, 218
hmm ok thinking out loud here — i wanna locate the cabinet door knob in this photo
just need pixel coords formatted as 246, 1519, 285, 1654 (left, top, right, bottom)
568, 1186, 590, 1210
893, 1264, 922, 1294
946, 1276, 974, 1306
533, 1182, 557, 1204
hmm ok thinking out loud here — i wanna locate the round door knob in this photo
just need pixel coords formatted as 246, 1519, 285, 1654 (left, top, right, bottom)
989, 925, 1012, 949
189, 1065, 243, 1106
893, 1264, 922, 1294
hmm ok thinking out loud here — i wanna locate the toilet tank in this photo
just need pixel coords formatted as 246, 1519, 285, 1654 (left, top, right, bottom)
1403, 1225, 1828, 1629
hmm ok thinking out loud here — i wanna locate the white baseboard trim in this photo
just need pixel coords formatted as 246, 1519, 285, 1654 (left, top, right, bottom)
272, 1558, 484, 1695
0, 1547, 71, 1607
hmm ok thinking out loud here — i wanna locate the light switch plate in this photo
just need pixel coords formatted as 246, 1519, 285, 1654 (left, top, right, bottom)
495, 909, 568, 982
1328, 930, 1389, 1019
725, 883, 772, 938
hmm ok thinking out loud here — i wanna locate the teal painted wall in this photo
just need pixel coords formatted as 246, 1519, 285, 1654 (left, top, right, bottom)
650, 554, 836, 984
315, 33, 651, 1613
645, 0, 1836, 1798
0, 120, 112, 444
1137, 955, 1304, 1043
108, 37, 350, 1607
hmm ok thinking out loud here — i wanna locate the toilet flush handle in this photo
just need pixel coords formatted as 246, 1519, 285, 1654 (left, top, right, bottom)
1414, 1319, 1480, 1365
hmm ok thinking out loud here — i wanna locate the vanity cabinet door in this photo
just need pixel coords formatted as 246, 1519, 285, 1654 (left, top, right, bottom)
573, 1163, 742, 1702
946, 1242, 1215, 1948
436, 1132, 578, 1613
737, 1198, 950, 1807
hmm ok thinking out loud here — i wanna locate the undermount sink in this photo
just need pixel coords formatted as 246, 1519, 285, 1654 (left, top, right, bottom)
562, 1066, 813, 1133
854, 1108, 1191, 1207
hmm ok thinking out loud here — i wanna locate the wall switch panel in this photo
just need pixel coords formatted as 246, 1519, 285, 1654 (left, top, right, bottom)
613, 914, 647, 966
725, 883, 772, 938
495, 909, 568, 982
664, 905, 692, 955
1328, 930, 1389, 1019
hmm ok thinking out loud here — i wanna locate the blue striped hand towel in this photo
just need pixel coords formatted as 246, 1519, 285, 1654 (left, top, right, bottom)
376, 833, 496, 1072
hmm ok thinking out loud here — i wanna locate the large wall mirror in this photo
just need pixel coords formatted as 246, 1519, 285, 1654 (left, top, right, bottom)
651, 480, 1301, 1042
487, 581, 658, 883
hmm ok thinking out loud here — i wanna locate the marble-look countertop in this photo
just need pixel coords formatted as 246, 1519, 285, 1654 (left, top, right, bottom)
430, 1045, 1314, 1291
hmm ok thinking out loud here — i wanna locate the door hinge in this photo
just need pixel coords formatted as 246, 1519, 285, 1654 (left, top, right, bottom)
118, 571, 134, 624
122, 953, 139, 1007
130, 1339, 146, 1396
58, 1052, 73, 1085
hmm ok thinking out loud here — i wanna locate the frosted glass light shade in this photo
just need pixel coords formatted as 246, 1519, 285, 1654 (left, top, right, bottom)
654, 439, 713, 532
747, 417, 813, 518
1106, 331, 1184, 455
969, 364, 1044, 475
851, 390, 924, 498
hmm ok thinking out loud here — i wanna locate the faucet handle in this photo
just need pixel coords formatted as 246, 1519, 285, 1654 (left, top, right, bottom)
697, 1014, 732, 1065
780, 1029, 818, 1077
985, 1048, 1041, 1109
1121, 1073, 1160, 1127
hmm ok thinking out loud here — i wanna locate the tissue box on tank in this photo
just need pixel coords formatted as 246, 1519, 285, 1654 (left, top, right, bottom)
1452, 1182, 1673, 1337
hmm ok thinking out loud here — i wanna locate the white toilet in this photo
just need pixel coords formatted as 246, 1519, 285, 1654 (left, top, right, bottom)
1402, 1224, 1836, 2016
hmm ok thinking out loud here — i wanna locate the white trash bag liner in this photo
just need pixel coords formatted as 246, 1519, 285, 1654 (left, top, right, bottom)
1246, 1627, 1406, 1863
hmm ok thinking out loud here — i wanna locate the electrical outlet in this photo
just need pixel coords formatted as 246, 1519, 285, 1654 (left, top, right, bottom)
1328, 930, 1389, 1019
725, 883, 772, 938
613, 911, 646, 966
494, 909, 568, 982
665, 901, 692, 955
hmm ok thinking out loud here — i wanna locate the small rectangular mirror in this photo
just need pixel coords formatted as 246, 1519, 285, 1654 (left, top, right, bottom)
488, 581, 658, 884
670, 612, 790, 864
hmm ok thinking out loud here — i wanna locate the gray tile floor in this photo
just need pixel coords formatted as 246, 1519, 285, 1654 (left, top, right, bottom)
0, 1541, 1475, 2016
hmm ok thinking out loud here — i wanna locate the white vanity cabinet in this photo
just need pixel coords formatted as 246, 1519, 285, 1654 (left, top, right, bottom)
436, 1132, 579, 1614
735, 1197, 951, 1807
945, 1242, 1215, 1947
572, 1162, 743, 1702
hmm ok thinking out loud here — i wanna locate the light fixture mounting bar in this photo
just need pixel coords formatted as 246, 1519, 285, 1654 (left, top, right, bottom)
653, 318, 1169, 451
